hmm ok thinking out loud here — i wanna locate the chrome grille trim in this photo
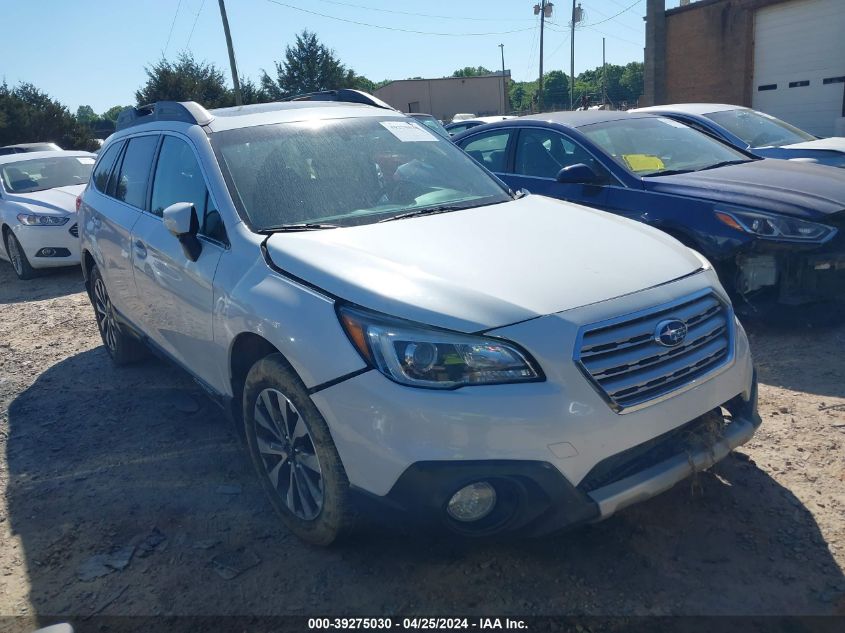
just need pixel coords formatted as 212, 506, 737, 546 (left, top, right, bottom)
574, 289, 735, 414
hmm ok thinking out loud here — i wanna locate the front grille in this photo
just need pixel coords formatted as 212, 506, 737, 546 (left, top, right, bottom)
575, 290, 733, 412
69, 223, 79, 237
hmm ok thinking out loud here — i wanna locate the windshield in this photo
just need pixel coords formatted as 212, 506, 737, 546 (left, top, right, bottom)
705, 108, 816, 148
0, 155, 94, 193
212, 116, 511, 230
579, 116, 751, 176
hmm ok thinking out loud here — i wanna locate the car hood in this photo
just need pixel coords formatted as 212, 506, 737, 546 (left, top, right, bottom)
780, 137, 845, 152
264, 196, 703, 332
643, 160, 845, 219
4, 184, 84, 215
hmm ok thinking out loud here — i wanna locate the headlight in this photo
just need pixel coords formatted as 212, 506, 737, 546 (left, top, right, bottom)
17, 213, 69, 226
338, 305, 542, 389
715, 208, 836, 243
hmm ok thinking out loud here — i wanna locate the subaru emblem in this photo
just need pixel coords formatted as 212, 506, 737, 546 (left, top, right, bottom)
654, 319, 688, 347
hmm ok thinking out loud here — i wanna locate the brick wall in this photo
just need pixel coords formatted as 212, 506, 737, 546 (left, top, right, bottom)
645, 0, 795, 106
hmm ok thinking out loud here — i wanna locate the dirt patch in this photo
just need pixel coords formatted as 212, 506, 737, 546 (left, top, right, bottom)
0, 263, 843, 624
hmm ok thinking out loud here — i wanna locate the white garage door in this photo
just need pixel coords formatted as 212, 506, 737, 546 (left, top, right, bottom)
752, 0, 845, 137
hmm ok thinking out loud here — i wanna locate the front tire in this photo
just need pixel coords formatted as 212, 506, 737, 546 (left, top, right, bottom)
243, 354, 352, 546
4, 231, 36, 280
88, 265, 146, 365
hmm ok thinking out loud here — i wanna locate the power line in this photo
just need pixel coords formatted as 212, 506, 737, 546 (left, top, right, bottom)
316, 0, 535, 22
580, 1, 643, 34
163, 0, 184, 57
582, 0, 644, 27
187, 0, 207, 49
265, 0, 535, 36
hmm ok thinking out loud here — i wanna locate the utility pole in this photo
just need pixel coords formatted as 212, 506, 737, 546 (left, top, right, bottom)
534, 2, 553, 112
570, 0, 576, 110
499, 43, 507, 114
602, 37, 607, 107
218, 0, 242, 106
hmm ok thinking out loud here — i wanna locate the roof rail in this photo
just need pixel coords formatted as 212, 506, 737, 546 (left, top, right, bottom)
115, 101, 215, 131
283, 89, 396, 111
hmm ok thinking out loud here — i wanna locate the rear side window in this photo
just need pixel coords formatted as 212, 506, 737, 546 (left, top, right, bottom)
92, 142, 123, 193
151, 136, 226, 242
114, 135, 159, 209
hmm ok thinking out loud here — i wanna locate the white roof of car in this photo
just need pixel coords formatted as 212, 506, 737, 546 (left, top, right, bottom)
632, 103, 745, 115
206, 102, 405, 132
0, 150, 96, 166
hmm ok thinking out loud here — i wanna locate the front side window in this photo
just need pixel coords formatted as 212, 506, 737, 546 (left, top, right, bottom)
514, 128, 605, 179
114, 135, 159, 208
705, 108, 816, 148
0, 156, 94, 194
579, 117, 751, 177
212, 116, 511, 231
459, 130, 511, 173
151, 136, 225, 242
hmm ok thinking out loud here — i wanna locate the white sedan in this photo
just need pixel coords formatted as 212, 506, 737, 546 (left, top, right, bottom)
0, 151, 96, 279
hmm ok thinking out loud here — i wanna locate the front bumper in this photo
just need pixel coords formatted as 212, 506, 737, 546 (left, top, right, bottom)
380, 377, 759, 536
12, 220, 80, 268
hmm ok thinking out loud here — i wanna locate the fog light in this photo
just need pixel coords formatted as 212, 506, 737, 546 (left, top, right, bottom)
447, 482, 496, 522
38, 248, 56, 257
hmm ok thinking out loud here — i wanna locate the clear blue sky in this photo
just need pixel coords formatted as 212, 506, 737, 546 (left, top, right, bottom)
0, 0, 674, 114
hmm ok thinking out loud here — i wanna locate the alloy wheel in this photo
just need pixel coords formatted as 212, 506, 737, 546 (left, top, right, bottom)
93, 277, 118, 352
253, 388, 324, 520
6, 236, 23, 277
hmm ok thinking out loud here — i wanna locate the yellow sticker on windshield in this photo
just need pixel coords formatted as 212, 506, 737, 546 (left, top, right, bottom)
622, 154, 665, 172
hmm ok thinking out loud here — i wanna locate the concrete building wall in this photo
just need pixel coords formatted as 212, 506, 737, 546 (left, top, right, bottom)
375, 74, 509, 122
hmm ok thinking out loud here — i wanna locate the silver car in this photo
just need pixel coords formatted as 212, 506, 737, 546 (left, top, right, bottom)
78, 93, 759, 545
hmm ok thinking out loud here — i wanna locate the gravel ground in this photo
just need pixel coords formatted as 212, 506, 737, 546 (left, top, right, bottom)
0, 263, 843, 628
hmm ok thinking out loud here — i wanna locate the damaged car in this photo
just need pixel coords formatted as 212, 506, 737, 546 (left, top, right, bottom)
78, 93, 759, 545
453, 111, 845, 309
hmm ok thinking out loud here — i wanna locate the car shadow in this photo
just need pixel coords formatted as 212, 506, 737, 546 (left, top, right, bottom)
744, 318, 845, 399
5, 349, 843, 626
0, 264, 85, 304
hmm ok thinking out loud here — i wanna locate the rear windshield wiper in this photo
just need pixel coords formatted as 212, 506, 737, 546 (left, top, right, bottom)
262, 222, 341, 232
378, 205, 468, 223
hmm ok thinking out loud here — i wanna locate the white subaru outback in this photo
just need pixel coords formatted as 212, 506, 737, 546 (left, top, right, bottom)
78, 92, 760, 545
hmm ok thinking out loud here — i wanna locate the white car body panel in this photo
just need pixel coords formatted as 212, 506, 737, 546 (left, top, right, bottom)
783, 137, 845, 152
265, 196, 703, 332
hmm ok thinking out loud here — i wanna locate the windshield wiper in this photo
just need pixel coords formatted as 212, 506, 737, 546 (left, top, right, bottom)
695, 159, 752, 171
263, 222, 340, 232
641, 168, 695, 177
378, 205, 467, 223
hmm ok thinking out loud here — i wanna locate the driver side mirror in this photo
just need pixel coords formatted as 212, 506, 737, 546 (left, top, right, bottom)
556, 163, 599, 184
163, 202, 202, 262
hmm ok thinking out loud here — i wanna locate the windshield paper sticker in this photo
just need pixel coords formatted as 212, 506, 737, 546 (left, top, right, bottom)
622, 154, 665, 172
380, 121, 438, 142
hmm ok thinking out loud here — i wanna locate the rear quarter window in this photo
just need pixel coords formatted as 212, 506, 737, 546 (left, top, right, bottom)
91, 141, 123, 193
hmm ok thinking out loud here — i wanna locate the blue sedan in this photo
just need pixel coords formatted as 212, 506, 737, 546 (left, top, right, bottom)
632, 104, 845, 168
452, 111, 845, 308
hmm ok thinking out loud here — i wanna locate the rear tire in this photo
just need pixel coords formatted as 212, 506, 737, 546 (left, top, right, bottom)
88, 265, 147, 365
4, 231, 36, 280
242, 354, 352, 546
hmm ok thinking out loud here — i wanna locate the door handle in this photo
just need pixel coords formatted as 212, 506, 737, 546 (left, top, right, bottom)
133, 240, 147, 259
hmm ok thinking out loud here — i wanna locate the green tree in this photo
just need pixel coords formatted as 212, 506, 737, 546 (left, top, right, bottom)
261, 30, 360, 99
135, 52, 232, 108
75, 105, 97, 125
543, 71, 569, 110
238, 76, 273, 105
451, 66, 493, 78
0, 82, 97, 150
102, 105, 128, 122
